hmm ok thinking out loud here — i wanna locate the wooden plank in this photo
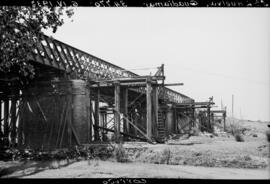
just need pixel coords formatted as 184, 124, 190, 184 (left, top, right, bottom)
59, 99, 69, 148
56, 100, 67, 147
69, 118, 81, 145
146, 78, 152, 138
47, 96, 57, 149
114, 81, 120, 143
34, 95, 47, 123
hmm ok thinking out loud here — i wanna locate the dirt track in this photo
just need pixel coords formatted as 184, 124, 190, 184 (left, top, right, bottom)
19, 160, 269, 179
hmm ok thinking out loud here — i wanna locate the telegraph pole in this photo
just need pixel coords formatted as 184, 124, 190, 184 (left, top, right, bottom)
232, 94, 234, 121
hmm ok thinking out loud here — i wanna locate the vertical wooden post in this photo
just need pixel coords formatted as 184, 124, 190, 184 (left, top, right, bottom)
18, 98, 24, 148
10, 87, 18, 146
100, 112, 105, 140
89, 99, 93, 142
88, 89, 92, 142
152, 86, 158, 138
114, 81, 120, 143
207, 105, 211, 132
0, 98, 2, 140
123, 88, 129, 137
191, 106, 195, 127
4, 94, 9, 146
68, 93, 73, 147
94, 88, 100, 141
134, 114, 138, 136
146, 78, 152, 139
224, 107, 227, 132
104, 113, 107, 129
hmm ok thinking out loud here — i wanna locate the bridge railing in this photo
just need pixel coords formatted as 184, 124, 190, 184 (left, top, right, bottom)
29, 34, 193, 104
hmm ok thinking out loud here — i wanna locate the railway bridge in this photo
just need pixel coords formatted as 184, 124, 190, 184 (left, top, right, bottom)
0, 34, 212, 150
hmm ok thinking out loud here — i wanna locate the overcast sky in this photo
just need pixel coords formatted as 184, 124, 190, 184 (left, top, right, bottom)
46, 8, 270, 122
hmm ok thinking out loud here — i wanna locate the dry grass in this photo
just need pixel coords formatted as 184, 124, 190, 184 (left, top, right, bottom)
114, 144, 129, 163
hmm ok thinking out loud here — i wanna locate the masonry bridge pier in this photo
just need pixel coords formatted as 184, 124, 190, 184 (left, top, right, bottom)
0, 34, 224, 150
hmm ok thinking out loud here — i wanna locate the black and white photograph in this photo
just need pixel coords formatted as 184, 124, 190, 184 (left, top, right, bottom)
0, 0, 269, 180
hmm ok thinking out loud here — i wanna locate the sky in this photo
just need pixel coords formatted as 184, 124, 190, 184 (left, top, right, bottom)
45, 8, 270, 122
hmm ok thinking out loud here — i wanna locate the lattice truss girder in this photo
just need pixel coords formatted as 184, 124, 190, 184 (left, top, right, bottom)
28, 34, 193, 104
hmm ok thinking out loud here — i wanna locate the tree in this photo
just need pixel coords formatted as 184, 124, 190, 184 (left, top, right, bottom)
0, 6, 73, 83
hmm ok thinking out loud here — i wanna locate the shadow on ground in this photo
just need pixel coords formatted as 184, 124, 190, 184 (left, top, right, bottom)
0, 159, 77, 178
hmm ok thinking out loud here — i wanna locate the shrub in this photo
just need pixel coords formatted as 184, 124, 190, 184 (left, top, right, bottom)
266, 129, 270, 142
234, 133, 245, 142
114, 144, 128, 162
160, 148, 171, 164
189, 127, 200, 136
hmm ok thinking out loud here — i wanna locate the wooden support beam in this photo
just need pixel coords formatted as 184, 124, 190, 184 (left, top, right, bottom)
123, 88, 129, 139
94, 88, 100, 141
134, 114, 138, 136
207, 106, 212, 132
89, 90, 93, 142
163, 83, 184, 87
100, 112, 105, 140
146, 78, 152, 139
223, 111, 226, 132
120, 114, 153, 143
4, 96, 9, 146
10, 88, 18, 146
93, 125, 147, 142
191, 106, 195, 127
17, 100, 24, 148
128, 93, 144, 107
0, 99, 2, 139
114, 81, 121, 143
59, 100, 69, 148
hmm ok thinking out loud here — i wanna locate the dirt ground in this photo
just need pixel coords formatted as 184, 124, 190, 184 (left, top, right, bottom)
1, 119, 269, 179
10, 160, 270, 179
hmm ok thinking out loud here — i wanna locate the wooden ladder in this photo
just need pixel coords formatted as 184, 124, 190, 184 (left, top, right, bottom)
157, 111, 166, 142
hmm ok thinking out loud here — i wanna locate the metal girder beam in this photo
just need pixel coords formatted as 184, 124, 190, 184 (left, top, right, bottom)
25, 33, 194, 104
